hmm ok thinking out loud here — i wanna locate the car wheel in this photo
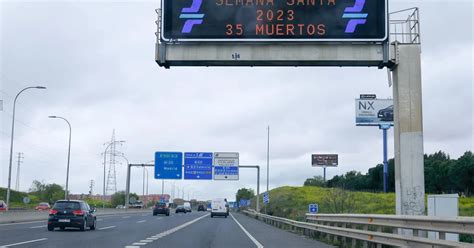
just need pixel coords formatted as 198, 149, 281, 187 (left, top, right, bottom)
80, 219, 86, 231
166, 213, 169, 216
153, 213, 157, 216
211, 214, 213, 218
225, 215, 228, 218
90, 219, 96, 230
47, 225, 54, 231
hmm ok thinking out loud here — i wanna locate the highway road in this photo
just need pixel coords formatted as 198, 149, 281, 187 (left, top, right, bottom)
0, 211, 334, 248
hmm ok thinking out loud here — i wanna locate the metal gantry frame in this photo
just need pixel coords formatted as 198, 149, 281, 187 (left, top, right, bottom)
124, 164, 261, 211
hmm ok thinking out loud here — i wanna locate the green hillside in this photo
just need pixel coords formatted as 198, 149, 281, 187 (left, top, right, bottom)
253, 186, 474, 221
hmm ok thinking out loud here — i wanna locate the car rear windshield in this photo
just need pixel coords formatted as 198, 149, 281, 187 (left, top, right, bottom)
156, 203, 166, 207
53, 202, 81, 210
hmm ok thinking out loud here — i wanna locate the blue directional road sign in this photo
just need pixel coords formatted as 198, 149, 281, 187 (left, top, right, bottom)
309, 203, 319, 214
184, 152, 213, 180
239, 199, 250, 207
155, 152, 183, 179
263, 192, 269, 205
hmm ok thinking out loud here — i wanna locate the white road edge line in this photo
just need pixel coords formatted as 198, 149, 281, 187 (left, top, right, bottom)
0, 238, 48, 247
230, 213, 264, 248
98, 226, 116, 230
122, 216, 131, 219
137, 220, 146, 223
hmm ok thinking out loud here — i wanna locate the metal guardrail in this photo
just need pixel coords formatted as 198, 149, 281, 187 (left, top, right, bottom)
243, 210, 474, 248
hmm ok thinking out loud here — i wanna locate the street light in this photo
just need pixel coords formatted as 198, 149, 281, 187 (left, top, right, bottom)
103, 140, 125, 208
48, 116, 72, 200
6, 86, 46, 209
117, 154, 129, 209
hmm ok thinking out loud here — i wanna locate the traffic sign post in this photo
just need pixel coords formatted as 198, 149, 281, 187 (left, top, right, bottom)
213, 152, 239, 180
155, 152, 183, 179
184, 152, 213, 180
309, 203, 319, 214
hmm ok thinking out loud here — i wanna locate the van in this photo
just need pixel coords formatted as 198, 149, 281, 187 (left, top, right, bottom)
211, 198, 228, 218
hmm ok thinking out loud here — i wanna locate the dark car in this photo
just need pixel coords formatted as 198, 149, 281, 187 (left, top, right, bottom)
175, 205, 186, 214
184, 206, 192, 213
378, 105, 394, 121
153, 202, 170, 216
48, 200, 96, 231
197, 205, 206, 212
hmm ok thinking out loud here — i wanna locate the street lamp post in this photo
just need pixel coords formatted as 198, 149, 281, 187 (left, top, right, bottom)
6, 86, 46, 209
48, 116, 72, 200
118, 154, 130, 208
102, 140, 125, 208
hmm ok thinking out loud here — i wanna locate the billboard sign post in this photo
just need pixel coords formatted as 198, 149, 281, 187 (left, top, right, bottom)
312, 154, 338, 182
184, 152, 213, 180
356, 96, 393, 193
155, 152, 183, 179
213, 152, 239, 180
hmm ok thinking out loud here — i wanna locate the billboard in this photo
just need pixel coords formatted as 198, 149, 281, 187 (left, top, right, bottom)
161, 0, 388, 42
355, 99, 394, 126
312, 154, 338, 167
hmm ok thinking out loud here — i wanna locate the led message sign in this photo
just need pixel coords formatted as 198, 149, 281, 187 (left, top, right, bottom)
161, 0, 387, 41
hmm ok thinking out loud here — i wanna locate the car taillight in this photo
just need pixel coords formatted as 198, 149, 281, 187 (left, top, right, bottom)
49, 209, 58, 215
72, 210, 84, 216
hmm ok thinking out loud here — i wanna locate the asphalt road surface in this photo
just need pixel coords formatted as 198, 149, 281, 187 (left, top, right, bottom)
0, 211, 334, 248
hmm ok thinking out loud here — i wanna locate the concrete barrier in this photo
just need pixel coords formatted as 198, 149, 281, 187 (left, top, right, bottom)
0, 208, 150, 224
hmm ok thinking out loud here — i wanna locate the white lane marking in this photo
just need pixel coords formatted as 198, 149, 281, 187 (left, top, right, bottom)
124, 213, 209, 248
156, 217, 162, 220
230, 214, 264, 248
125, 246, 140, 248
97, 218, 103, 221
98, 226, 116, 230
0, 220, 44, 226
136, 220, 146, 224
0, 238, 48, 247
122, 216, 131, 219
29, 225, 46, 229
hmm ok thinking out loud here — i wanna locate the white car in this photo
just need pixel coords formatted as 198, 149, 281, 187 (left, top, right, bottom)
210, 198, 228, 218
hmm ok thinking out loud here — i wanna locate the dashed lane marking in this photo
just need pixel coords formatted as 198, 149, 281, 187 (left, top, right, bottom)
122, 216, 131, 219
98, 226, 116, 230
29, 225, 46, 229
0, 238, 48, 247
136, 220, 146, 224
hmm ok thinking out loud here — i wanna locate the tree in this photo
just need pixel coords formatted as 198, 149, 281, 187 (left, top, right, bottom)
28, 180, 65, 204
110, 191, 139, 207
303, 176, 326, 187
236, 188, 255, 203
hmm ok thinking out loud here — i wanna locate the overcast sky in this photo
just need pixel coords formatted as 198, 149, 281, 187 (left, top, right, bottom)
1, 0, 472, 202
